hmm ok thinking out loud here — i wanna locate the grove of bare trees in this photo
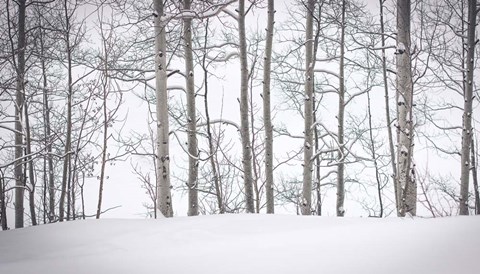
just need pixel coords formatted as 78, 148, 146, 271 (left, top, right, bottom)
0, 0, 478, 229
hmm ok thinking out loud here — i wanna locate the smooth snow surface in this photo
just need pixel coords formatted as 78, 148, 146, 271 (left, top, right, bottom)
0, 214, 479, 274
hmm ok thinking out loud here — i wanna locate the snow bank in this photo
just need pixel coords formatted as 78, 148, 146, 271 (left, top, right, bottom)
0, 214, 478, 274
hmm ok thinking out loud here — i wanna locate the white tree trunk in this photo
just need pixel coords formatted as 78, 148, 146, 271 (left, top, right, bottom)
184, 0, 199, 216
154, 0, 173, 217
238, 0, 255, 213
336, 0, 346, 217
301, 0, 315, 216
459, 0, 477, 215
395, 0, 416, 216
263, 0, 275, 214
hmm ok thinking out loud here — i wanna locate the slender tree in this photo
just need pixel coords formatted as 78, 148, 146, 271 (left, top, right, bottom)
154, 0, 173, 217
378, 0, 397, 211
37, 9, 56, 222
263, 0, 275, 214
471, 138, 480, 214
59, 0, 75, 222
336, 0, 346, 217
200, 19, 225, 213
96, 12, 112, 219
12, 0, 27, 228
184, 0, 199, 216
238, 0, 255, 213
24, 101, 37, 225
396, 0, 416, 216
459, 0, 477, 215
0, 170, 8, 230
312, 1, 323, 216
0, 145, 9, 228
301, 0, 316, 216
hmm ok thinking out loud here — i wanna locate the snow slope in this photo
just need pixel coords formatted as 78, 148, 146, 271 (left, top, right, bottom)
0, 214, 478, 274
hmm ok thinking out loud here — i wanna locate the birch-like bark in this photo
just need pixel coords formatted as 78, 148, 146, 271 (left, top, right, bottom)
459, 0, 477, 215
396, 0, 416, 216
301, 0, 315, 216
263, 0, 275, 214
238, 0, 255, 213
184, 0, 199, 216
336, 0, 346, 217
379, 0, 397, 210
154, 0, 173, 217
14, 0, 26, 228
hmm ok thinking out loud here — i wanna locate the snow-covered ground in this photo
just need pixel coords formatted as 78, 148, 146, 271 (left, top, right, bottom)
0, 214, 478, 274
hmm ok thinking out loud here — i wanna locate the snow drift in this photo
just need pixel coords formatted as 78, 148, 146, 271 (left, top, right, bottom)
0, 214, 478, 274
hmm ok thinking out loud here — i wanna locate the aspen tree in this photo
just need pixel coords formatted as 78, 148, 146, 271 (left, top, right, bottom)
396, 0, 416, 216
184, 0, 199, 216
238, 0, 255, 213
154, 0, 173, 217
459, 0, 478, 215
263, 0, 275, 214
336, 0, 346, 217
301, 0, 316, 216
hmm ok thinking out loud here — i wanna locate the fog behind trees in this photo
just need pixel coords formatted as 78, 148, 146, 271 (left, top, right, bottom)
0, 0, 479, 229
